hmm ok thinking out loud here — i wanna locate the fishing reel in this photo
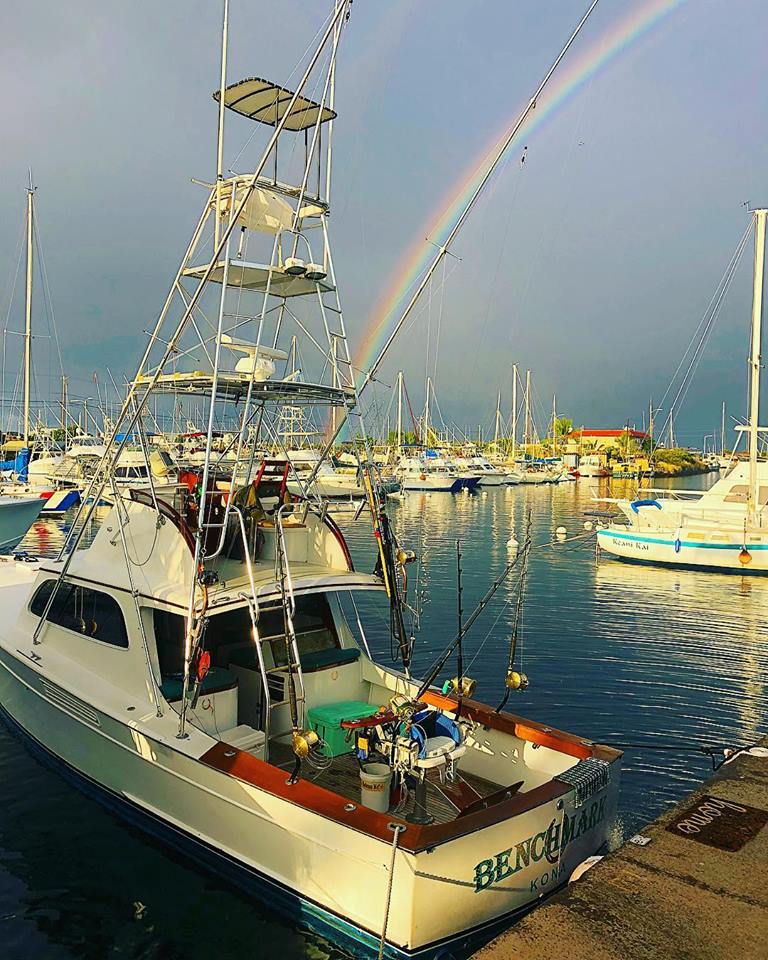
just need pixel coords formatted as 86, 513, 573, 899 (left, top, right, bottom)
442, 676, 477, 698
505, 670, 529, 691
291, 728, 320, 759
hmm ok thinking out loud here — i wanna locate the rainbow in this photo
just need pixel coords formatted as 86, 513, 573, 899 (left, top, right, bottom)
354, 0, 688, 380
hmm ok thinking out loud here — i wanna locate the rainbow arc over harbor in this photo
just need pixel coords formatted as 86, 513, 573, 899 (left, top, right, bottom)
353, 0, 688, 381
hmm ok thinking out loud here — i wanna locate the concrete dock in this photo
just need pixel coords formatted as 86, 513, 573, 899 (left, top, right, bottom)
473, 740, 768, 960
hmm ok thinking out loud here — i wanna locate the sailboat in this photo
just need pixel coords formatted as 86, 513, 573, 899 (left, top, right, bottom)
0, 182, 50, 538
597, 208, 768, 573
0, 4, 620, 957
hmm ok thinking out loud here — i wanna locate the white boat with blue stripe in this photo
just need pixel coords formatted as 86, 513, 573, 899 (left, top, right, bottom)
597, 208, 768, 574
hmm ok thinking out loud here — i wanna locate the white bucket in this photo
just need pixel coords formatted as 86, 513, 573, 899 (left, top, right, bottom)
359, 762, 392, 812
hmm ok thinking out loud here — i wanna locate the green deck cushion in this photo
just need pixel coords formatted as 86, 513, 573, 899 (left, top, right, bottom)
160, 667, 237, 703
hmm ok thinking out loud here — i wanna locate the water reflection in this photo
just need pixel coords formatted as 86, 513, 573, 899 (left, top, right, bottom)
2, 477, 765, 959
341, 479, 768, 833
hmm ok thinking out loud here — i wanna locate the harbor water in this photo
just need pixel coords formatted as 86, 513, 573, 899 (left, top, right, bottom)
2, 475, 766, 959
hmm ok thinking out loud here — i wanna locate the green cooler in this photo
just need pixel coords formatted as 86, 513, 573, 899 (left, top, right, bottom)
308, 700, 375, 757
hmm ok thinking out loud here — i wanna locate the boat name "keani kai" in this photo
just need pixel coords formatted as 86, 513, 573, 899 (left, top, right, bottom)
473, 796, 607, 893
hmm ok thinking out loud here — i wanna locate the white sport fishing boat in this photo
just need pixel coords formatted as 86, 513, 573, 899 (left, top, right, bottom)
0, 5, 620, 957
597, 208, 768, 573
454, 455, 507, 486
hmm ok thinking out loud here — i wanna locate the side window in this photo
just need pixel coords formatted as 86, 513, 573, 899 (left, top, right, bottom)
723, 484, 748, 503
30, 580, 128, 648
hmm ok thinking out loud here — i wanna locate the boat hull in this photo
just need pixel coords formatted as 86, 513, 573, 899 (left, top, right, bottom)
0, 496, 44, 552
401, 477, 464, 492
596, 526, 768, 573
476, 473, 506, 486
0, 646, 619, 958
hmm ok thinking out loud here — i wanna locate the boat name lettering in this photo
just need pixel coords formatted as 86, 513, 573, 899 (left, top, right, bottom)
612, 538, 649, 552
473, 796, 607, 893
529, 860, 567, 893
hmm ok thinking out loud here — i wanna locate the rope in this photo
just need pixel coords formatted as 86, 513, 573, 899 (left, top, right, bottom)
605, 736, 767, 770
378, 824, 404, 960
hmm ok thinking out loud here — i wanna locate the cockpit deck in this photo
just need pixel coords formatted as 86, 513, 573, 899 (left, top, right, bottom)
268, 740, 507, 825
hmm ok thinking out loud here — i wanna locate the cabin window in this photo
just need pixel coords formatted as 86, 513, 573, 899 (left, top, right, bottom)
115, 465, 149, 479
723, 485, 768, 505
262, 594, 340, 666
30, 580, 128, 648
151, 593, 339, 676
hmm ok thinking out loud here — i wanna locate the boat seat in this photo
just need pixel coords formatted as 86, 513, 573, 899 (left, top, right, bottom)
160, 667, 238, 702
227, 644, 360, 673
407, 709, 466, 770
302, 647, 360, 672
412, 735, 466, 769
220, 723, 266, 758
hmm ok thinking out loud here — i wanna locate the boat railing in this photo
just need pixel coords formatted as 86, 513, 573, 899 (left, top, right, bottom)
638, 486, 705, 499
231, 505, 275, 755
273, 503, 306, 732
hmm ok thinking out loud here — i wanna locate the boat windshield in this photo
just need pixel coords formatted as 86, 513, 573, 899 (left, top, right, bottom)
152, 592, 341, 678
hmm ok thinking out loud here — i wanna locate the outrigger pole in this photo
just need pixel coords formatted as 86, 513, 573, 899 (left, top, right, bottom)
358, 0, 602, 395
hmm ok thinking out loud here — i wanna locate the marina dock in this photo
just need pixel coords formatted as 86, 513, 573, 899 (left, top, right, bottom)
474, 737, 768, 960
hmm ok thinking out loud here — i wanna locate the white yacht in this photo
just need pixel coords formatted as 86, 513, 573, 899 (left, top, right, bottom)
598, 208, 768, 573
454, 455, 507, 486
571, 454, 611, 479
397, 453, 479, 493
0, 6, 620, 957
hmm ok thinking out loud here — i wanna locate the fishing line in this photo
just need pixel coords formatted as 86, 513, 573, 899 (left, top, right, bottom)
656, 220, 751, 442
228, 7, 338, 170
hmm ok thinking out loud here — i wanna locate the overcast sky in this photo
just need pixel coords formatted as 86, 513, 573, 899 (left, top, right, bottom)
1, 0, 766, 447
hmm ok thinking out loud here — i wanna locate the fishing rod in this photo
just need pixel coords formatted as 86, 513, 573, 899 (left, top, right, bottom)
415, 534, 531, 702
496, 511, 533, 711
358, 0, 602, 395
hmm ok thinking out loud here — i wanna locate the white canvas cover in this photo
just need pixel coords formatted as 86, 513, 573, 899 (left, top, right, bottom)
215, 178, 293, 235
214, 77, 336, 131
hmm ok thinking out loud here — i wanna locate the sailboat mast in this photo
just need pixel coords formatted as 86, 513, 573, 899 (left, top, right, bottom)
214, 0, 230, 248
23, 183, 34, 449
524, 369, 531, 452
551, 392, 557, 456
61, 375, 68, 452
493, 389, 501, 448
721, 400, 726, 457
747, 208, 767, 519
511, 363, 518, 462
424, 376, 432, 446
396, 370, 403, 450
